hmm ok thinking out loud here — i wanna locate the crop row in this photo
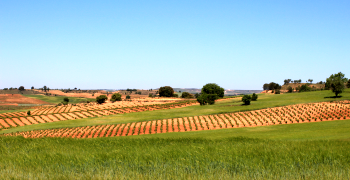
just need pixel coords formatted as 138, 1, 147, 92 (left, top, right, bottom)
3, 101, 350, 138
0, 102, 199, 129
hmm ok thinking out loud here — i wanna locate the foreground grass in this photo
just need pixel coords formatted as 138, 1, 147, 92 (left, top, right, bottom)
1, 120, 349, 179
3, 89, 350, 134
23, 94, 95, 104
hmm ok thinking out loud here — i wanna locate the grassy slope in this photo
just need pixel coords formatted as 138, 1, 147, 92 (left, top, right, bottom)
2, 89, 350, 134
23, 94, 95, 104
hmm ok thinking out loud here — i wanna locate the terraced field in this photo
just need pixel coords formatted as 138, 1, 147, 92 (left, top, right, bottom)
3, 101, 350, 138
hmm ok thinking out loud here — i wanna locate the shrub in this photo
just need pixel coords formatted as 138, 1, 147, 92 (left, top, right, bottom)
275, 89, 280, 94
63, 97, 69, 103
27, 111, 31, 115
242, 95, 251, 105
96, 95, 108, 104
299, 84, 311, 92
159, 86, 174, 97
173, 94, 179, 98
201, 83, 224, 98
3, 88, 8, 90
19, 86, 25, 91
194, 93, 200, 98
287, 86, 293, 93
110, 93, 122, 102
148, 93, 153, 98
62, 101, 68, 105
126, 95, 131, 99
181, 92, 194, 98
251, 93, 258, 101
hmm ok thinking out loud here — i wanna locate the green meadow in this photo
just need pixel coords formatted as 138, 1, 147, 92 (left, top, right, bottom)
1, 89, 350, 179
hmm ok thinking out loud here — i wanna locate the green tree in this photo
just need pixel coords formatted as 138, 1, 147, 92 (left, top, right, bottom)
347, 79, 350, 88
201, 83, 224, 98
251, 93, 258, 101
19, 86, 25, 91
126, 95, 131, 99
242, 95, 251, 105
299, 84, 311, 92
31, 86, 34, 90
196, 94, 217, 105
148, 93, 153, 98
110, 93, 122, 102
96, 95, 108, 104
287, 86, 293, 93
326, 72, 347, 97
43, 86, 47, 92
181, 92, 194, 98
158, 86, 174, 97
27, 111, 31, 115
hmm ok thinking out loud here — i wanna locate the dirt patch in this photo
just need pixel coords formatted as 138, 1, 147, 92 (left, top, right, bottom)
0, 94, 49, 104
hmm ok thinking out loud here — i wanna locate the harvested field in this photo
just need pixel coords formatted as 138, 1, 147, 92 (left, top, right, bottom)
3, 101, 350, 137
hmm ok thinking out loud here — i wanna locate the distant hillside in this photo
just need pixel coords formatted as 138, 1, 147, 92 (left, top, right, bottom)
281, 83, 325, 90
173, 88, 261, 96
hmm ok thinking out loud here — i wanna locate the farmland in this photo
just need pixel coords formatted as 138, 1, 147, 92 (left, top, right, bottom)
0, 89, 350, 179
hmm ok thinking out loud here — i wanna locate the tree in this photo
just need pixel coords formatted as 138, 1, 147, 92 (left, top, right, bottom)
47, 88, 50, 92
63, 97, 69, 103
251, 93, 258, 101
96, 95, 108, 104
287, 86, 293, 93
110, 93, 122, 102
196, 94, 217, 105
43, 86, 47, 92
148, 93, 153, 98
194, 93, 200, 98
308, 79, 313, 84
264, 82, 281, 90
284, 79, 291, 85
159, 86, 174, 97
326, 72, 347, 97
126, 95, 131, 99
19, 86, 25, 91
181, 92, 194, 98
201, 83, 224, 98
27, 111, 31, 115
347, 79, 350, 88
242, 95, 251, 105
263, 83, 269, 90
173, 94, 179, 98
31, 86, 34, 90
299, 84, 311, 92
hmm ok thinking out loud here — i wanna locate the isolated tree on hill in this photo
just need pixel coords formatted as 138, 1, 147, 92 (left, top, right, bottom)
19, 86, 25, 91
43, 86, 47, 92
159, 86, 174, 97
126, 95, 131, 99
96, 95, 108, 104
31, 86, 34, 90
201, 83, 224, 98
326, 72, 347, 97
110, 93, 122, 102
251, 93, 258, 101
242, 95, 251, 105
181, 92, 194, 99
197, 94, 217, 105
308, 79, 313, 84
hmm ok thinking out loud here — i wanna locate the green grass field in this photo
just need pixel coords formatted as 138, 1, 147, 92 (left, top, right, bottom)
1, 89, 350, 179
23, 94, 96, 104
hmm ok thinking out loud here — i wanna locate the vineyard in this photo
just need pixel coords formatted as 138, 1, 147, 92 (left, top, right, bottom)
3, 100, 350, 138
0, 100, 200, 129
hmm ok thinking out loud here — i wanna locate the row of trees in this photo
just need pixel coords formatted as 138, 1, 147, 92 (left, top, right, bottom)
283, 79, 313, 85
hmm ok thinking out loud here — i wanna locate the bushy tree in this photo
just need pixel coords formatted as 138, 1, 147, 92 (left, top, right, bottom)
181, 92, 194, 98
326, 72, 347, 97
96, 95, 108, 104
27, 111, 31, 115
148, 93, 153, 98
110, 93, 122, 102
194, 93, 200, 98
347, 79, 350, 88
263, 83, 269, 90
31, 86, 34, 90
287, 86, 293, 93
201, 83, 224, 98
242, 95, 251, 105
251, 93, 258, 101
284, 79, 291, 85
299, 84, 311, 92
43, 86, 47, 92
126, 95, 131, 99
63, 97, 69, 103
19, 86, 25, 91
159, 86, 174, 97
173, 94, 179, 98
263, 82, 281, 90
197, 94, 217, 105
275, 89, 280, 94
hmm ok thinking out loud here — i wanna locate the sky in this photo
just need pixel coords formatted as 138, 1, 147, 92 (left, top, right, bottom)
1, 0, 349, 90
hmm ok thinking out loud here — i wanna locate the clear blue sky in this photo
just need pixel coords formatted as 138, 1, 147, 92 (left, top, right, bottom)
1, 0, 349, 90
